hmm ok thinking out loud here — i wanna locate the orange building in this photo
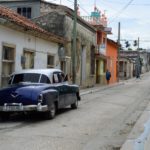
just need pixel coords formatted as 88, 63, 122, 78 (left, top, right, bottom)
106, 39, 118, 84
81, 6, 117, 85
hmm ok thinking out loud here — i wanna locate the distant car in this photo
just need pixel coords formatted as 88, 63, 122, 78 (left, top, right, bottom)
0, 69, 80, 120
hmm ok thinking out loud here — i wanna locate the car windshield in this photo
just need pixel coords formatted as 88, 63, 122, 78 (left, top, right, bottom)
12, 73, 41, 84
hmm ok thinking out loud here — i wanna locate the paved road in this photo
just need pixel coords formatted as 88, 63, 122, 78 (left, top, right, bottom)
0, 72, 150, 150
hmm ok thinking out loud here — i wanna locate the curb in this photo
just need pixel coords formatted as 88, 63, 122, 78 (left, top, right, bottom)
80, 82, 124, 96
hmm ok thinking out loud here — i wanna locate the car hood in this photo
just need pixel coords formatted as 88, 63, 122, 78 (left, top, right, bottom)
0, 83, 49, 105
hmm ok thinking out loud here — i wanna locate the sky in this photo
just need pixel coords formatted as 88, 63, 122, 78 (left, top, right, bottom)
46, 0, 150, 49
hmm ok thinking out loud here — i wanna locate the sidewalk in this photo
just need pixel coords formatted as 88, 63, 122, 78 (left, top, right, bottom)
121, 102, 150, 150
80, 80, 125, 96
80, 73, 143, 96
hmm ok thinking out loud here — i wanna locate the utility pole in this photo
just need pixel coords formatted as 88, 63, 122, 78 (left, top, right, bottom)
72, 0, 77, 84
136, 37, 141, 78
137, 37, 140, 50
117, 22, 121, 82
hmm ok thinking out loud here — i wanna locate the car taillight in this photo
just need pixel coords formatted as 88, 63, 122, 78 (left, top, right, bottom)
38, 94, 43, 103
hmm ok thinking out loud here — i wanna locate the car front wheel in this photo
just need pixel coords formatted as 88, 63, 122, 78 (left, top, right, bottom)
71, 97, 78, 109
0, 112, 10, 121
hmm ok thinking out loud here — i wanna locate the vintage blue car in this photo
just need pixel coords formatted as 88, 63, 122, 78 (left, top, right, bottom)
0, 69, 80, 120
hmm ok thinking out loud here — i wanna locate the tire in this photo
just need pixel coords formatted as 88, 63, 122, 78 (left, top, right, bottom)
71, 97, 78, 109
44, 102, 56, 120
0, 113, 10, 121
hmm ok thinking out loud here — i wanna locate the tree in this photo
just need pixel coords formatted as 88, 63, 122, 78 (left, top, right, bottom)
128, 48, 133, 51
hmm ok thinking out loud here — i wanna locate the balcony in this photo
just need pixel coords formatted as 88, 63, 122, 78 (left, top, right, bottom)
81, 16, 107, 27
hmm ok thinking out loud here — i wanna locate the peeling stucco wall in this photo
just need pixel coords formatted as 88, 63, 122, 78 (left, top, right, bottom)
37, 4, 97, 87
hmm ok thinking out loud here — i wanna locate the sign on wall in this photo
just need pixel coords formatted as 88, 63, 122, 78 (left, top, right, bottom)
99, 44, 106, 55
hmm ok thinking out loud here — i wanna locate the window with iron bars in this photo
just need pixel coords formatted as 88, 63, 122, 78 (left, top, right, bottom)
47, 54, 55, 68
17, 7, 32, 19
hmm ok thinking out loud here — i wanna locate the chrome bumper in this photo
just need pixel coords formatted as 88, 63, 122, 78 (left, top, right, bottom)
0, 103, 48, 112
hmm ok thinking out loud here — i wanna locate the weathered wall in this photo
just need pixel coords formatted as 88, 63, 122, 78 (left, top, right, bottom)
39, 3, 97, 87
65, 15, 96, 86
33, 12, 66, 37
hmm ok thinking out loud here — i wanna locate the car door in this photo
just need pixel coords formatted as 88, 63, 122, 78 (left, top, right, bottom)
58, 73, 75, 106
55, 72, 72, 107
64, 84, 77, 106
53, 72, 65, 108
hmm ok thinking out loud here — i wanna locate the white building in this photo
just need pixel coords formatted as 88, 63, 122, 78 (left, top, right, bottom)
0, 6, 66, 87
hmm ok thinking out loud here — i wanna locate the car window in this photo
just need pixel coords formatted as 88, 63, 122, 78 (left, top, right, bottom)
53, 73, 59, 83
12, 73, 40, 84
8, 75, 13, 85
40, 74, 51, 84
53, 72, 65, 83
58, 73, 65, 82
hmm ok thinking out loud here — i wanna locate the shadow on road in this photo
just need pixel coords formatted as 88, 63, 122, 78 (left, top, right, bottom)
0, 107, 73, 123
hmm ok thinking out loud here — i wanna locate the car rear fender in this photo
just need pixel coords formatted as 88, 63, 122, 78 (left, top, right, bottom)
41, 89, 59, 106
76, 91, 81, 101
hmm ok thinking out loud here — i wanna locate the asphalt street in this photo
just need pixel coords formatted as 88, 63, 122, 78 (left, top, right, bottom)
0, 72, 150, 150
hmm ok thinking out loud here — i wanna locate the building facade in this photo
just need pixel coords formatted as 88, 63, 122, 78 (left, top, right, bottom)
1, 0, 119, 87
106, 39, 118, 83
119, 57, 134, 80
0, 5, 65, 87
119, 50, 150, 79
140, 51, 150, 73
34, 1, 96, 87
81, 6, 112, 85
0, 0, 97, 87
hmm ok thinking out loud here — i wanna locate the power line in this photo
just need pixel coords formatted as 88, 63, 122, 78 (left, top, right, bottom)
47, 0, 57, 2
109, 0, 134, 23
65, 0, 74, 3
101, 0, 150, 6
77, 0, 91, 16
100, 0, 119, 12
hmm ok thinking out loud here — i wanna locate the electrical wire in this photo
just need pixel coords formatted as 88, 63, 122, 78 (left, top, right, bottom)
78, 0, 91, 16
47, 0, 57, 2
65, 0, 74, 3
101, 0, 150, 6
109, 0, 134, 23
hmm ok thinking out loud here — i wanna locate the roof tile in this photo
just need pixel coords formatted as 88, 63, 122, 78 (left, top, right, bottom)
0, 5, 66, 43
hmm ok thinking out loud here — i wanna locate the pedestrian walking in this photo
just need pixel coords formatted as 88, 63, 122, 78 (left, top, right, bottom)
135, 64, 141, 79
106, 69, 111, 85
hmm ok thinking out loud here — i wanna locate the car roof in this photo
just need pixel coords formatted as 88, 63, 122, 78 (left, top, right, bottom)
11, 69, 62, 77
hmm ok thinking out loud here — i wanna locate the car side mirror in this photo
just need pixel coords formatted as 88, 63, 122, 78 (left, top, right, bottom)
64, 74, 68, 82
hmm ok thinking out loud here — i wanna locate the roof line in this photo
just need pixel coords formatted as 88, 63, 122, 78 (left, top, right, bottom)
0, 5, 66, 44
